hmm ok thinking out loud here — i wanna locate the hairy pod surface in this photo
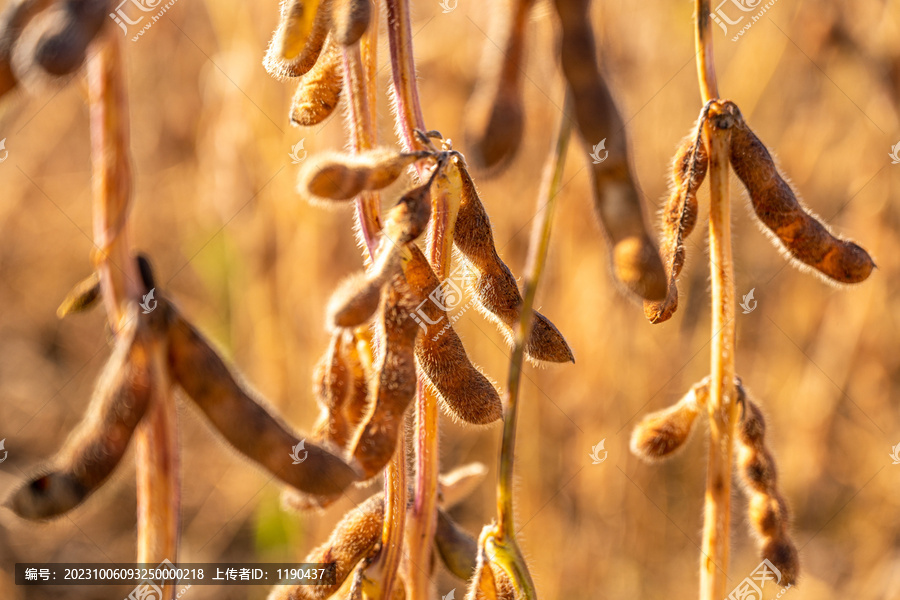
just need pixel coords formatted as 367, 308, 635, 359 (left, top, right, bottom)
350, 275, 420, 478
466, 526, 518, 600
454, 165, 573, 364
331, 0, 369, 46
311, 333, 351, 448
630, 378, 706, 462
327, 187, 431, 329
290, 36, 343, 126
265, 0, 332, 79
298, 149, 424, 202
736, 389, 799, 586
341, 330, 371, 431
725, 101, 874, 284
465, 0, 532, 171
267, 494, 384, 600
166, 305, 360, 497
643, 130, 709, 323
403, 245, 502, 425
552, 0, 666, 301
8, 308, 154, 520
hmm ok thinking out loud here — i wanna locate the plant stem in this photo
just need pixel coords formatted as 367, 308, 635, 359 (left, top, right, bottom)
342, 41, 381, 259
493, 97, 572, 600
694, 3, 737, 599
694, 0, 719, 102
87, 29, 179, 596
386, 0, 426, 152
384, 1, 438, 598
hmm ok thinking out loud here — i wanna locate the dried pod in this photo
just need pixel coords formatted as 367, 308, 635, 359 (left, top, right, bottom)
290, 36, 343, 126
726, 101, 874, 284
630, 377, 706, 462
454, 165, 573, 364
298, 148, 425, 202
265, 0, 333, 79
465, 0, 532, 171
349, 275, 420, 478
267, 494, 384, 600
403, 245, 502, 425
736, 387, 799, 586
438, 462, 488, 508
435, 509, 477, 580
166, 305, 360, 497
326, 186, 432, 329
643, 128, 709, 323
332, 0, 370, 46
11, 0, 107, 83
310, 333, 351, 448
552, 0, 666, 301
342, 329, 372, 430
57, 271, 101, 317
465, 526, 518, 600
8, 308, 154, 520
0, 0, 54, 97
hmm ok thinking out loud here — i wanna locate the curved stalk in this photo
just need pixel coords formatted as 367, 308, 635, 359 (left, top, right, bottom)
494, 96, 572, 600
87, 28, 180, 594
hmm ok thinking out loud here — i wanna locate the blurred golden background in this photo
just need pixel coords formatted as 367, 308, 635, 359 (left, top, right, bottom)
0, 0, 898, 598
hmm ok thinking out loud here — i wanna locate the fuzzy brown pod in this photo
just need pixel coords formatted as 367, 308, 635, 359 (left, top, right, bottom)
265, 0, 333, 80
435, 509, 478, 580
552, 0, 666, 301
630, 377, 707, 462
736, 385, 799, 586
402, 245, 502, 425
310, 333, 352, 448
454, 164, 573, 364
298, 148, 426, 203
725, 101, 874, 284
326, 184, 432, 329
643, 128, 709, 323
341, 330, 372, 430
267, 494, 384, 600
7, 306, 154, 520
465, 0, 532, 172
0, 0, 54, 97
290, 36, 343, 126
165, 303, 361, 497
331, 0, 369, 46
57, 271, 101, 317
10, 0, 108, 85
465, 526, 517, 600
349, 275, 420, 478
